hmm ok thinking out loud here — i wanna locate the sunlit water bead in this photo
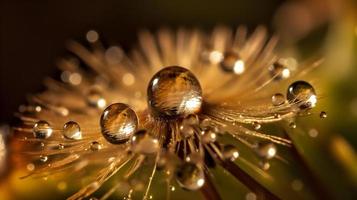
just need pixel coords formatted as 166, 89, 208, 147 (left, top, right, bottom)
222, 144, 239, 161
90, 141, 102, 151
39, 155, 48, 162
256, 143, 277, 160
287, 81, 317, 110
130, 130, 159, 154
86, 88, 107, 109
220, 51, 245, 75
271, 93, 286, 106
33, 120, 53, 139
147, 66, 203, 118
269, 61, 291, 80
320, 111, 327, 119
100, 103, 138, 144
63, 121, 82, 140
175, 162, 205, 191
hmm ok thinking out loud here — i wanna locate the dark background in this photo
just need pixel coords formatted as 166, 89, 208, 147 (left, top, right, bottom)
0, 0, 283, 124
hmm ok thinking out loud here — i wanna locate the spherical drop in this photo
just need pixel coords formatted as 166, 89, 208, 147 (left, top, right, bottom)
86, 88, 106, 109
220, 51, 245, 74
100, 103, 138, 144
90, 141, 102, 151
320, 111, 327, 119
271, 93, 285, 106
222, 144, 239, 161
269, 61, 290, 80
176, 162, 205, 191
287, 81, 317, 110
33, 120, 53, 139
256, 143, 277, 160
131, 130, 159, 154
147, 66, 203, 118
63, 121, 82, 140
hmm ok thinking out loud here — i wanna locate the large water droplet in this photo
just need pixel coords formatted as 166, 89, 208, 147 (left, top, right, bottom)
33, 120, 53, 139
287, 81, 317, 110
147, 66, 202, 118
271, 93, 285, 106
175, 162, 205, 190
63, 121, 82, 140
100, 103, 138, 144
269, 61, 290, 80
220, 51, 245, 74
131, 130, 159, 154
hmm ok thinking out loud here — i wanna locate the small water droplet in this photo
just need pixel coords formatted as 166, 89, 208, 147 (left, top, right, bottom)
271, 93, 285, 106
180, 123, 194, 138
100, 103, 138, 144
86, 89, 107, 109
246, 192, 257, 200
269, 61, 290, 80
86, 30, 99, 43
26, 163, 35, 171
58, 144, 64, 150
131, 130, 159, 154
90, 141, 102, 151
256, 143, 277, 160
252, 122, 261, 130
33, 120, 53, 139
220, 51, 245, 74
222, 144, 239, 161
63, 121, 82, 140
201, 129, 217, 143
287, 81, 317, 110
176, 162, 205, 191
289, 122, 297, 129
40, 155, 48, 162
320, 111, 327, 119
170, 185, 175, 191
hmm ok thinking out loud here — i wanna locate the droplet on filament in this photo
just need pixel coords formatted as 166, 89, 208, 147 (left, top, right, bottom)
33, 120, 53, 139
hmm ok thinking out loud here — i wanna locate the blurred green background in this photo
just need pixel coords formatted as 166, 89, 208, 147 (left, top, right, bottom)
0, 0, 356, 199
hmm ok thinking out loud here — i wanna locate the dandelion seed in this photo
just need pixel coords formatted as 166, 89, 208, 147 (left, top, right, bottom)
14, 26, 321, 199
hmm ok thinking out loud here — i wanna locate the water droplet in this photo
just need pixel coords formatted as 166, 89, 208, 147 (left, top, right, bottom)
58, 144, 65, 150
259, 161, 270, 170
200, 118, 211, 130
308, 128, 319, 138
26, 163, 35, 171
252, 122, 261, 130
180, 123, 194, 138
86, 89, 107, 109
256, 143, 277, 160
147, 66, 202, 118
201, 129, 217, 143
271, 93, 285, 106
269, 61, 291, 80
131, 130, 159, 154
201, 49, 223, 64
185, 152, 203, 165
222, 144, 239, 161
63, 121, 82, 140
175, 162, 205, 191
100, 103, 138, 144
90, 141, 102, 151
40, 155, 48, 162
289, 122, 297, 129
287, 81, 317, 110
220, 51, 245, 74
170, 185, 175, 191
86, 30, 99, 43
320, 111, 327, 119
33, 120, 53, 139
246, 192, 257, 200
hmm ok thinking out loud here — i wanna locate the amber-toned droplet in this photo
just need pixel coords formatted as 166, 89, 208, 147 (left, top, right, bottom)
33, 120, 53, 139
287, 81, 317, 110
269, 61, 290, 80
175, 162, 205, 191
222, 144, 239, 161
63, 121, 82, 140
220, 51, 245, 74
147, 66, 202, 118
100, 103, 138, 144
